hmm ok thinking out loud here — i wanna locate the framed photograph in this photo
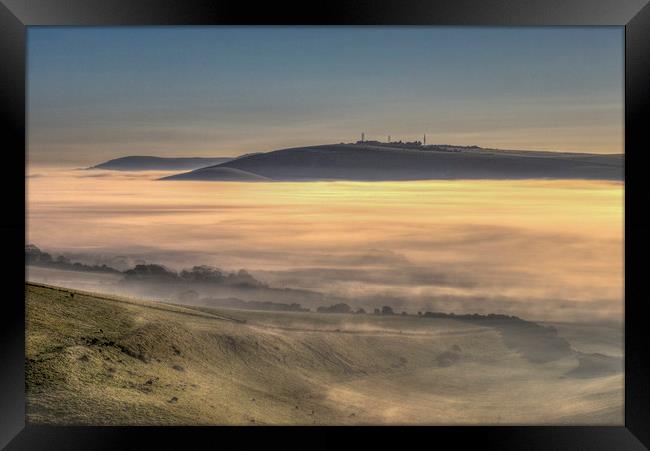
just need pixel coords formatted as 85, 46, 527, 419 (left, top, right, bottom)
1, 0, 649, 449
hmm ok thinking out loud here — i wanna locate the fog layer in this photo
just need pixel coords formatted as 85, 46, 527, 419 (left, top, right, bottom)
26, 168, 623, 323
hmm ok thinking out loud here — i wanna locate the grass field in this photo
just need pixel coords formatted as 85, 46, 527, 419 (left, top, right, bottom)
26, 282, 623, 425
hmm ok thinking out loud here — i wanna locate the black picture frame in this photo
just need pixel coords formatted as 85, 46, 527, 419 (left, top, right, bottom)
1, 0, 648, 449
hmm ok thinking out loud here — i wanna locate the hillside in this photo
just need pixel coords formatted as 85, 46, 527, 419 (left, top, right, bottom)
160, 144, 623, 182
161, 167, 272, 181
26, 283, 623, 425
90, 156, 234, 171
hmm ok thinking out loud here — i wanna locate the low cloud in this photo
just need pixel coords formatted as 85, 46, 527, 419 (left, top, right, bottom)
27, 174, 623, 324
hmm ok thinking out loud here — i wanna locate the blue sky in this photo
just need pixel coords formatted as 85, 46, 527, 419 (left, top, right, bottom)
27, 27, 623, 165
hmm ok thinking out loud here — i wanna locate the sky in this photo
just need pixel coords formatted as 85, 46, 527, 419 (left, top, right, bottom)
27, 26, 624, 166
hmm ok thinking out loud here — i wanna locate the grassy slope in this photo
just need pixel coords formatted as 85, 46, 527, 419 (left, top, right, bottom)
26, 283, 623, 425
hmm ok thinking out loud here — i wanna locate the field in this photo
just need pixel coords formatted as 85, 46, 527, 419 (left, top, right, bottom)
26, 282, 623, 425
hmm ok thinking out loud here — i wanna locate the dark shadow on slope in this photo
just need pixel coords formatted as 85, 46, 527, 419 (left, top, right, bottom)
161, 167, 272, 181
423, 313, 573, 363
565, 352, 623, 378
490, 320, 573, 363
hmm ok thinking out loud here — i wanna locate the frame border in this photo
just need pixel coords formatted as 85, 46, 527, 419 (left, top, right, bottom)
1, 0, 648, 449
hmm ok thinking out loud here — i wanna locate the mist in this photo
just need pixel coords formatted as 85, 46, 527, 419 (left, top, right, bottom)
26, 168, 623, 323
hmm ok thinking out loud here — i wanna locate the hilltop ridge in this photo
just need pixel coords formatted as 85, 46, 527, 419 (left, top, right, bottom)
90, 156, 234, 171
160, 144, 622, 182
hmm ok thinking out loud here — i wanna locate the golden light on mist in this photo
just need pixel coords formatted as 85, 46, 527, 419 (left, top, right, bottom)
26, 169, 624, 322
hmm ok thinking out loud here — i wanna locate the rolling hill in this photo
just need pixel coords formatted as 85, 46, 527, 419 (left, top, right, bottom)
160, 166, 272, 181
90, 156, 234, 171
26, 282, 622, 425
160, 144, 623, 182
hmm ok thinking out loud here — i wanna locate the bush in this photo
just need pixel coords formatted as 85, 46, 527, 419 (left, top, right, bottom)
317, 303, 352, 314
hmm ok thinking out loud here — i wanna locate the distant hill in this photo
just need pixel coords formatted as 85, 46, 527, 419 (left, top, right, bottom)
90, 156, 234, 171
162, 167, 271, 181
159, 144, 623, 182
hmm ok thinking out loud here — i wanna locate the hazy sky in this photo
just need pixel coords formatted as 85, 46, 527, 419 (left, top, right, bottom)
28, 27, 623, 165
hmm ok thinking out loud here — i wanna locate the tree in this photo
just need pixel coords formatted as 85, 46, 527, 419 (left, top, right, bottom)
180, 265, 224, 283
56, 255, 71, 265
381, 306, 394, 315
317, 303, 351, 314
124, 264, 178, 281
25, 244, 52, 264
